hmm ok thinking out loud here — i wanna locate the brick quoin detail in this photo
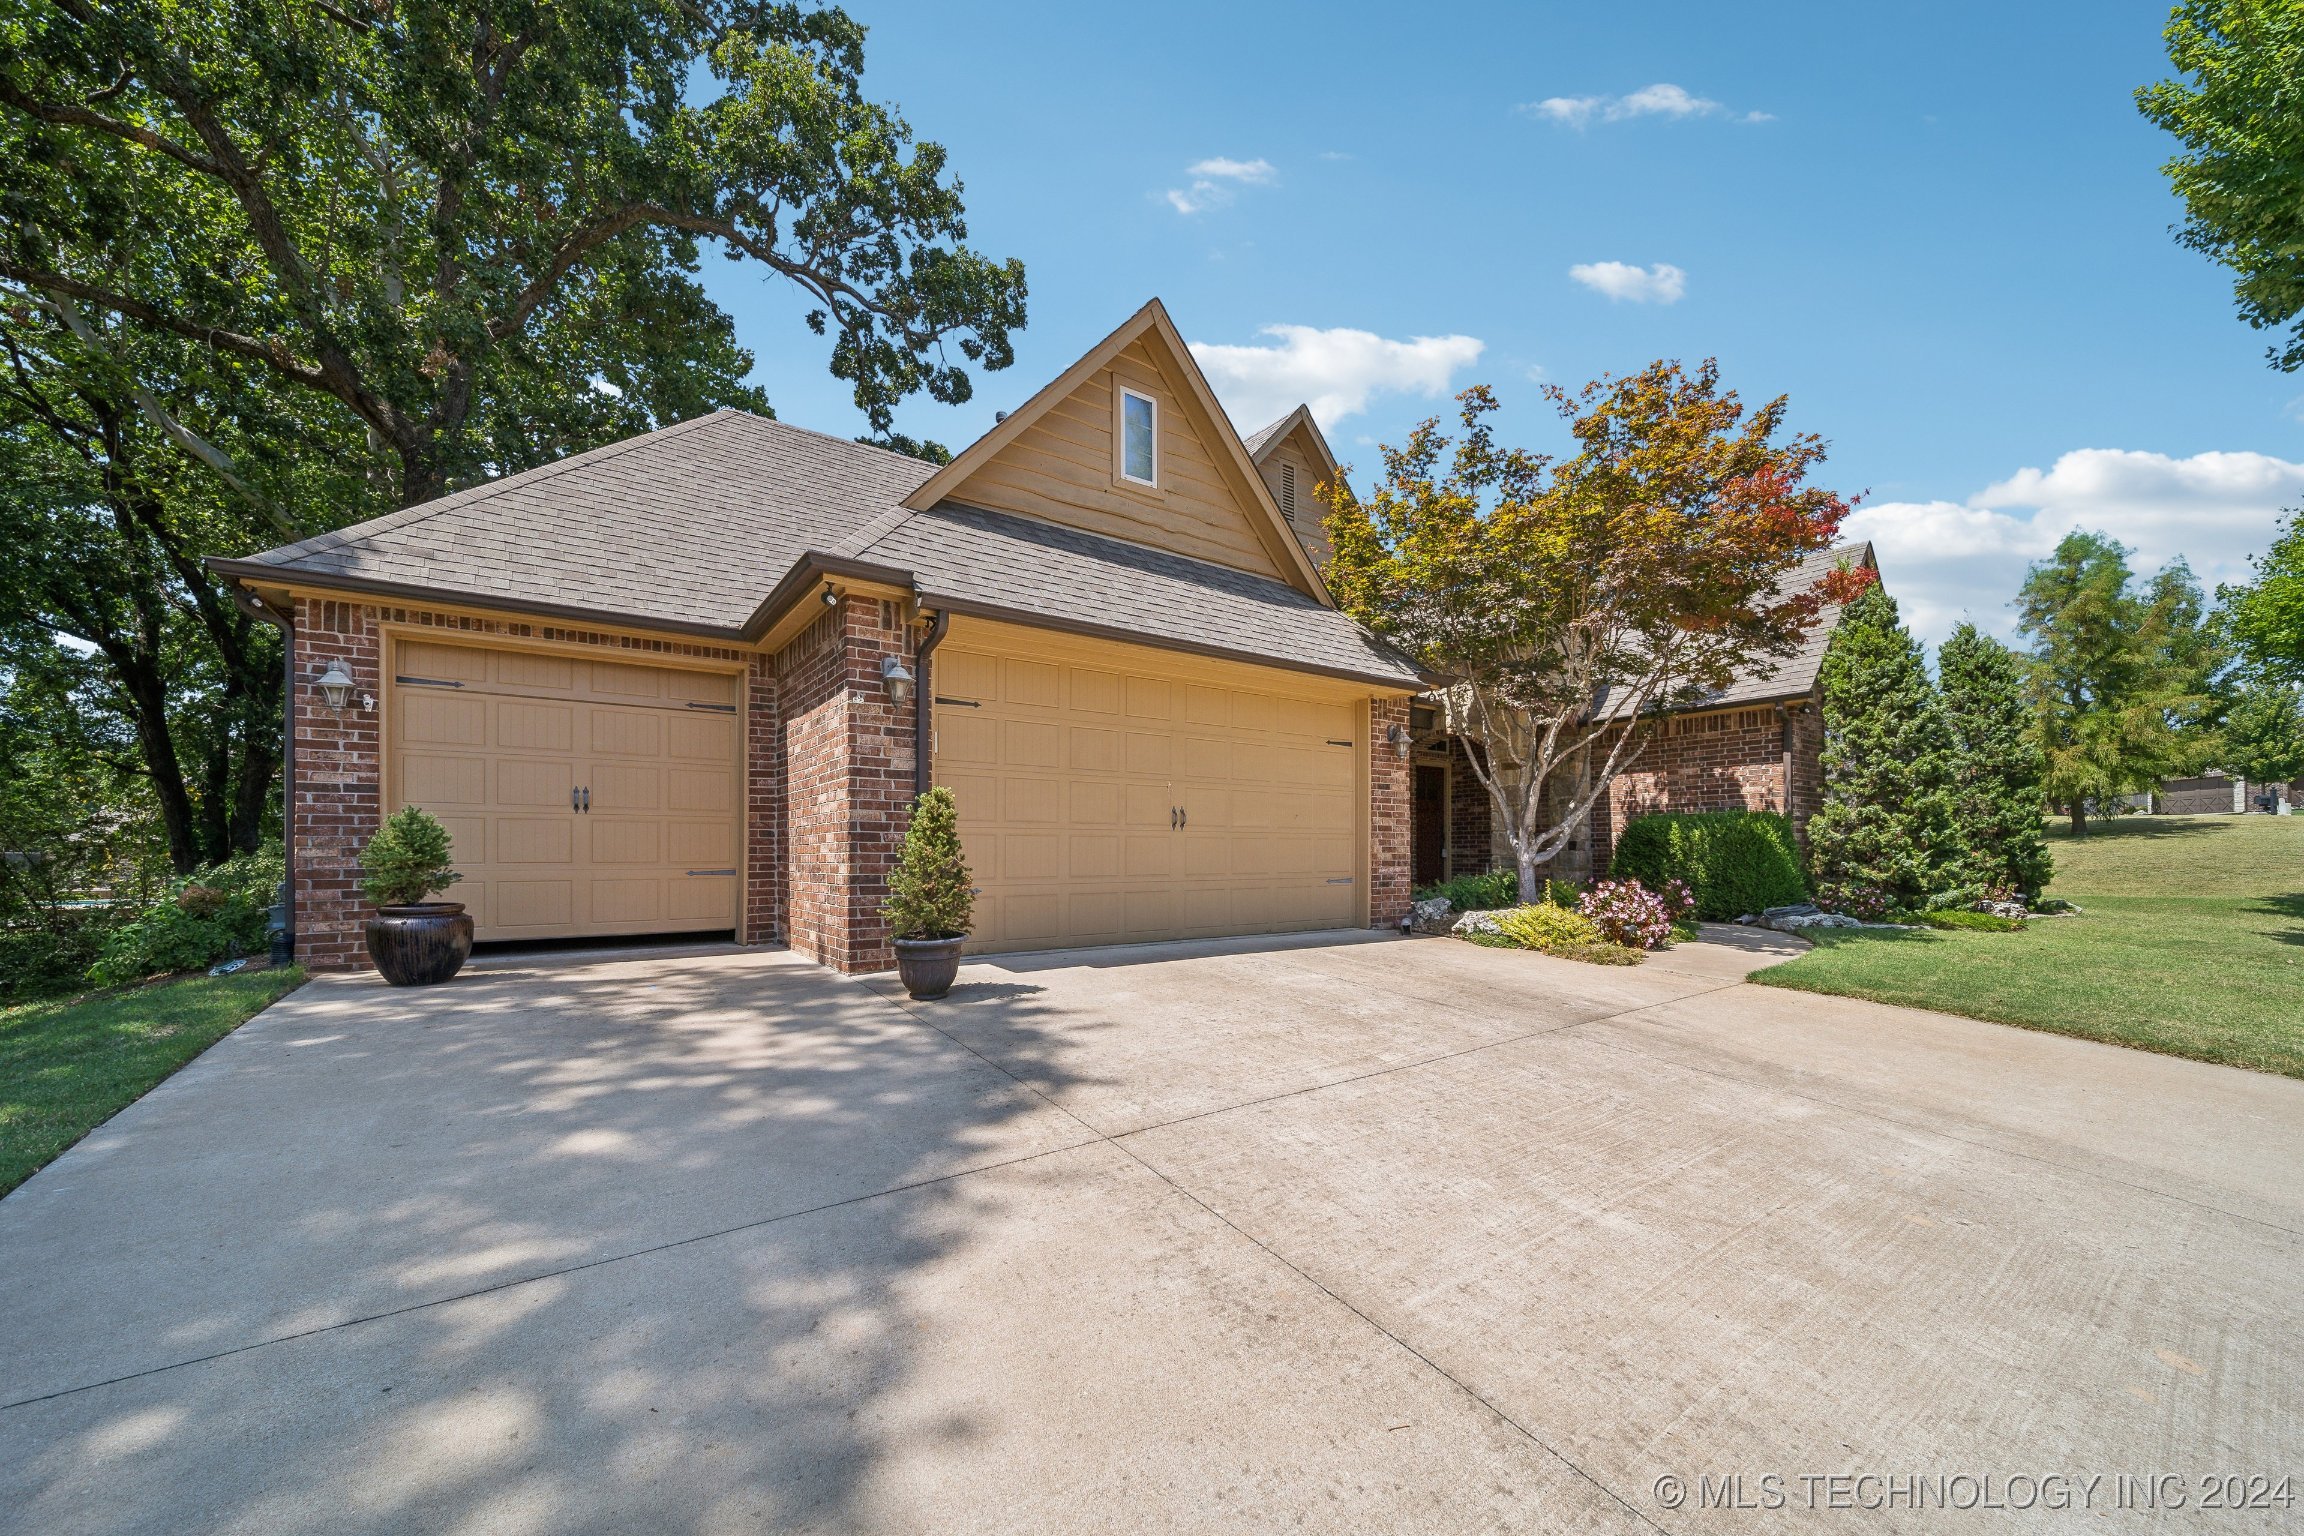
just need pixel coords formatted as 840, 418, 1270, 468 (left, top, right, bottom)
773, 597, 918, 974
288, 597, 751, 972
1368, 696, 1413, 928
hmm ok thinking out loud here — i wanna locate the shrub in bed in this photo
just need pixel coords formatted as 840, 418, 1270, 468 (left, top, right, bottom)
1608, 810, 1806, 921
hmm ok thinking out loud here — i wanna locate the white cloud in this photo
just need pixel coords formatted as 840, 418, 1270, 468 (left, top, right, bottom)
1188, 324, 1486, 431
1164, 156, 1277, 214
1569, 261, 1687, 304
1520, 83, 1767, 127
1845, 448, 2304, 646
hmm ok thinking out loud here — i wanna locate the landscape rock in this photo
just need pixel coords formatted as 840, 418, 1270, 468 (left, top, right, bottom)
1451, 909, 1505, 937
1409, 896, 1458, 935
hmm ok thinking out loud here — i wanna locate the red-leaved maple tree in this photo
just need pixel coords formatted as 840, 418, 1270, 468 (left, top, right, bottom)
1323, 362, 1874, 902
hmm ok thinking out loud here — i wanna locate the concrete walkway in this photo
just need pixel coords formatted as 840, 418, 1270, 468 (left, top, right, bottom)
2, 932, 2298, 1533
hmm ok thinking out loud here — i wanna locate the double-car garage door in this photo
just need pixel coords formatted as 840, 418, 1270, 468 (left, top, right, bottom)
388, 638, 741, 942
933, 629, 1368, 954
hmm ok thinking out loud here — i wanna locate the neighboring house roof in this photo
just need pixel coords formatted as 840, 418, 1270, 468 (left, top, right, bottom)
213, 405, 1424, 688
1594, 541, 1878, 718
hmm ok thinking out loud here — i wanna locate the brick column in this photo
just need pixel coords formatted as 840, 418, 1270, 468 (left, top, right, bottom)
744, 654, 782, 944
1369, 696, 1413, 928
291, 597, 385, 971
774, 597, 919, 972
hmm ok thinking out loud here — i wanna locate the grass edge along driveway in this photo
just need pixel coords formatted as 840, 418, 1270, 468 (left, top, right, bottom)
0, 967, 305, 1197
1757, 814, 2303, 1079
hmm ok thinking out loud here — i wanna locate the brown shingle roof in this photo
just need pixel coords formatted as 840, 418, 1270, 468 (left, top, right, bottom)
1595, 542, 1878, 717
218, 409, 1423, 687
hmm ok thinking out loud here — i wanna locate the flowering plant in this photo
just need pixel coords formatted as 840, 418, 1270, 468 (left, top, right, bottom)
1577, 877, 1693, 950
1816, 882, 1892, 922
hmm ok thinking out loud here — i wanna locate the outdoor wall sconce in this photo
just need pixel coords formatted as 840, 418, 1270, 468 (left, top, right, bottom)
1388, 722, 1412, 759
315, 658, 357, 711
820, 582, 841, 608
880, 653, 916, 705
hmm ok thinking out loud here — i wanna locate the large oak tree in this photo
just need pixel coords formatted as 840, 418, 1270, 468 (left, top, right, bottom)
0, 0, 1027, 506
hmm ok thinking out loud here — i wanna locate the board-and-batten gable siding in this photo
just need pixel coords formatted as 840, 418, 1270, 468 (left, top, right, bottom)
930, 338, 1289, 581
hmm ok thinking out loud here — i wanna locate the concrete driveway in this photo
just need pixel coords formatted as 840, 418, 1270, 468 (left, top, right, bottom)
3, 932, 2299, 1534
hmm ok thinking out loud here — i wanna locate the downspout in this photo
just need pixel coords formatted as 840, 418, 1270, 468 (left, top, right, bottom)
232, 587, 296, 961
914, 607, 950, 798
1776, 702, 1794, 821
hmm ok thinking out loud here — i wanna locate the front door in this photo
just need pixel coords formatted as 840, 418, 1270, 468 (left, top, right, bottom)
1412, 763, 1447, 888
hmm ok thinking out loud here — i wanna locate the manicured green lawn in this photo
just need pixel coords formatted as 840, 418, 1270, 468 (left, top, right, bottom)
0, 967, 304, 1196
1756, 815, 2304, 1078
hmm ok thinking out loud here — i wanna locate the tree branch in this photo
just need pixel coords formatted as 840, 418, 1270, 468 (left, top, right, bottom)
0, 80, 225, 177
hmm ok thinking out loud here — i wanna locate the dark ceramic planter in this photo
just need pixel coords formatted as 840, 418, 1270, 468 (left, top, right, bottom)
893, 935, 966, 999
365, 902, 474, 987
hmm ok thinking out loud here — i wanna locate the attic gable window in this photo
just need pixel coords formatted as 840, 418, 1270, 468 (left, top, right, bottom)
1119, 388, 1157, 486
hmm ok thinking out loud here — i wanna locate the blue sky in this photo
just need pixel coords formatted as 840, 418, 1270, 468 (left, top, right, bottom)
701, 0, 2301, 645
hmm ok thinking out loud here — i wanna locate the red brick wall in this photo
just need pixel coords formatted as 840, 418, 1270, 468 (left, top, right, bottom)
289, 597, 754, 971
773, 597, 918, 973
1587, 705, 1793, 874
1369, 697, 1413, 927
1446, 739, 1490, 880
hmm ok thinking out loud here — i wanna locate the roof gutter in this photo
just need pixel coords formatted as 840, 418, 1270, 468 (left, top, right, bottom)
913, 607, 950, 799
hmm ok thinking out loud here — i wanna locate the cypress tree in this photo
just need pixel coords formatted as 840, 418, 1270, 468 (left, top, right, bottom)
1939, 622, 2053, 900
1808, 585, 1967, 910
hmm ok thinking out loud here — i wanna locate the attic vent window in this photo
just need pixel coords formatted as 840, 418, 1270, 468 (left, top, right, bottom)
1120, 388, 1157, 486
1280, 461, 1297, 517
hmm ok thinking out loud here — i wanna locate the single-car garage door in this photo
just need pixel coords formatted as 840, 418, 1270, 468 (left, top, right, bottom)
387, 638, 742, 942
933, 623, 1368, 954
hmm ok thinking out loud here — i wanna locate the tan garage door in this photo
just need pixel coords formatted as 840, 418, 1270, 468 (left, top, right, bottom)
933, 628, 1366, 954
387, 638, 742, 942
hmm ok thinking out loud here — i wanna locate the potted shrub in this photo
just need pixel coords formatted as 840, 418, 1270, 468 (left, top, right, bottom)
358, 806, 472, 986
884, 786, 974, 999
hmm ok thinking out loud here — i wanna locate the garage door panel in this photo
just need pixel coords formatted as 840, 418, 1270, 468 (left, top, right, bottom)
666, 820, 735, 866
497, 758, 574, 809
1068, 726, 1121, 773
497, 700, 574, 753
589, 820, 663, 866
399, 691, 487, 746
666, 768, 733, 815
1125, 835, 1173, 877
495, 818, 572, 865
588, 708, 662, 758
1124, 676, 1171, 719
1000, 834, 1060, 881
1069, 781, 1122, 826
1003, 719, 1061, 768
592, 762, 661, 814
434, 814, 487, 866
668, 875, 735, 922
495, 650, 576, 691
1178, 735, 1231, 780
493, 880, 573, 930
1067, 834, 1121, 879
999, 776, 1061, 824
666, 714, 736, 762
1066, 890, 1126, 940
589, 878, 662, 925
390, 641, 740, 944
399, 752, 485, 806
1124, 731, 1172, 776
939, 713, 997, 765
1069, 668, 1121, 714
1004, 657, 1063, 708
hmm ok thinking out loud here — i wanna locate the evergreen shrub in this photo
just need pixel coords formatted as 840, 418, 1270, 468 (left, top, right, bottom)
1609, 810, 1807, 920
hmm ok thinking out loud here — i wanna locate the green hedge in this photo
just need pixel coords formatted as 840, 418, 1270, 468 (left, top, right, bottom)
1609, 811, 1807, 921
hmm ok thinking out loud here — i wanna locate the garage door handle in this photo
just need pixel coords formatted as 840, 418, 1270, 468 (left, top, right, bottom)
571, 787, 580, 813
581, 786, 591, 813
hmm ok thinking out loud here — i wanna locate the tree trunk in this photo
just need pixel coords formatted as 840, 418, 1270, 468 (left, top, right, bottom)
1517, 846, 1542, 905
108, 648, 202, 874
2067, 803, 2087, 838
